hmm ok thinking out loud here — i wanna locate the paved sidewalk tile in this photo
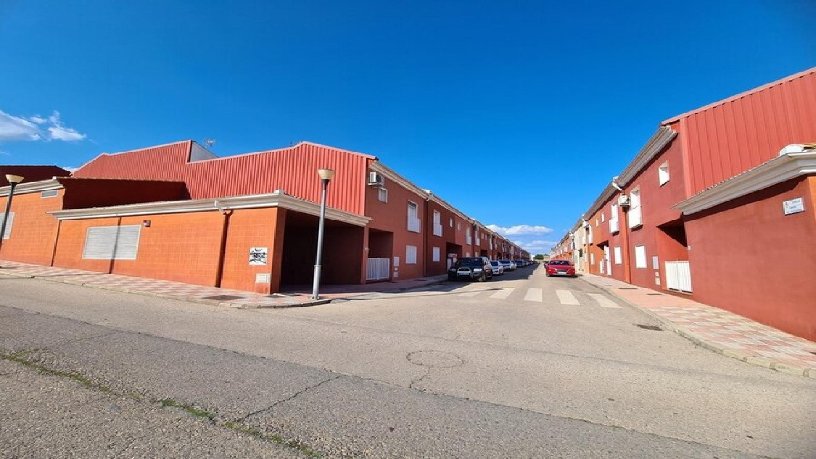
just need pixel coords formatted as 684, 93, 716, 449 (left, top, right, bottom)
0, 259, 448, 309
580, 273, 816, 378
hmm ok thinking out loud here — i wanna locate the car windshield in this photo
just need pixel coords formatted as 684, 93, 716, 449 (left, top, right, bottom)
490, 261, 500, 267
457, 258, 483, 267
549, 260, 570, 266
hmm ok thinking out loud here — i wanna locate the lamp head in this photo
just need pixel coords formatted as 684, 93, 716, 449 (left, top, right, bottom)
317, 168, 335, 181
5, 174, 24, 185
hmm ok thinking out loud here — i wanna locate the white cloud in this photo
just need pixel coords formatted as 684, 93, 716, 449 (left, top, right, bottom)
486, 224, 554, 236
0, 110, 42, 141
0, 109, 86, 142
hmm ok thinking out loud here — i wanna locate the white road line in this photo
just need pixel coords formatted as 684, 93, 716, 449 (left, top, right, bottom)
588, 293, 622, 308
524, 288, 543, 302
556, 290, 580, 305
489, 288, 514, 300
459, 291, 482, 297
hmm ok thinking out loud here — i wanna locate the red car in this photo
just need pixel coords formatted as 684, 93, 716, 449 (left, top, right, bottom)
546, 260, 576, 277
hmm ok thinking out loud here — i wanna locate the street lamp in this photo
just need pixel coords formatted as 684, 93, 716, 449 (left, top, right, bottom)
0, 174, 24, 252
312, 168, 335, 300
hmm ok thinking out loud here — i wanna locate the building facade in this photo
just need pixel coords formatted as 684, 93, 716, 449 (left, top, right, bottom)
1, 141, 528, 295
553, 68, 816, 341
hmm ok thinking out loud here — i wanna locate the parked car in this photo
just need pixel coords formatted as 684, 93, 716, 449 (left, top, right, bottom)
499, 260, 516, 271
448, 257, 494, 282
489, 260, 504, 275
545, 260, 576, 277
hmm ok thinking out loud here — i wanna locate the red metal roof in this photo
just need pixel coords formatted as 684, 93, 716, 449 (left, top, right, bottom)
662, 68, 816, 196
73, 141, 372, 215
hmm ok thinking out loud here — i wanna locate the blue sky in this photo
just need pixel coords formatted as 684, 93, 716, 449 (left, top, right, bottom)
1, 0, 814, 254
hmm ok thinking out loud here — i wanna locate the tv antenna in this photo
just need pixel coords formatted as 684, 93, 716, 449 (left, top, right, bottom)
204, 138, 216, 148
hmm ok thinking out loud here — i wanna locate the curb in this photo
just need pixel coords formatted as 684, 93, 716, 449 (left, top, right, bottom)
577, 276, 816, 379
0, 270, 330, 310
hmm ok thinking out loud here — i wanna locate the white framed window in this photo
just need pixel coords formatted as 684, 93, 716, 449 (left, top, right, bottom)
432, 246, 440, 262
449, 217, 454, 228
475, 230, 480, 245
433, 210, 442, 236
406, 245, 417, 264
378, 187, 388, 202
601, 212, 605, 223
465, 227, 472, 244
613, 246, 622, 265
0, 212, 14, 239
629, 188, 642, 228
83, 225, 141, 260
658, 162, 670, 186
635, 245, 647, 268
407, 201, 421, 232
590, 253, 595, 265
609, 204, 619, 233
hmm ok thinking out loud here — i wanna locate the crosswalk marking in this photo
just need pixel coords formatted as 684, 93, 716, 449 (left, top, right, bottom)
587, 293, 622, 308
523, 288, 543, 302
489, 288, 514, 300
556, 289, 579, 305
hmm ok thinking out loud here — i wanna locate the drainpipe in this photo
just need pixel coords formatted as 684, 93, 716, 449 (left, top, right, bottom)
423, 194, 430, 277
214, 201, 233, 288
612, 178, 632, 284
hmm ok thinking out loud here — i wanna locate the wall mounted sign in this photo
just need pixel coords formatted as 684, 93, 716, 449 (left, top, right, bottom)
255, 273, 271, 283
249, 247, 268, 265
783, 197, 805, 215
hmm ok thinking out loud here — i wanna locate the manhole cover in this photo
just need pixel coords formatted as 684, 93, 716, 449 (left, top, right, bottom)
635, 324, 662, 331
407, 350, 465, 368
202, 295, 245, 301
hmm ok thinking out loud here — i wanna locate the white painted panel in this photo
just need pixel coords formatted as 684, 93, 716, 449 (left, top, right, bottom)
588, 293, 622, 308
0, 212, 14, 239
524, 288, 543, 302
556, 290, 579, 305
489, 288, 513, 300
83, 225, 140, 260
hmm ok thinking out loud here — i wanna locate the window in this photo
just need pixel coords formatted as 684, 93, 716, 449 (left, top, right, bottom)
613, 246, 622, 265
432, 246, 440, 262
449, 217, 454, 228
0, 212, 14, 239
433, 210, 442, 236
635, 246, 647, 268
407, 201, 421, 232
406, 245, 417, 264
629, 188, 642, 228
658, 161, 670, 186
475, 229, 480, 245
601, 212, 605, 223
83, 225, 141, 260
590, 253, 595, 265
609, 204, 619, 233
457, 222, 461, 230
465, 227, 472, 244
378, 187, 388, 202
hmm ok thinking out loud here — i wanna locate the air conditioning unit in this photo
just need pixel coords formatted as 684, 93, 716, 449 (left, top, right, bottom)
368, 171, 384, 186
617, 194, 630, 207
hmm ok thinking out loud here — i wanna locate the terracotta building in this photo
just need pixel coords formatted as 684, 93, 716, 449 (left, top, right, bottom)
555, 68, 816, 341
1, 141, 528, 294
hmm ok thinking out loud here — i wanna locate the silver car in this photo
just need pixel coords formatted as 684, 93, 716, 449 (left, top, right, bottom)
489, 260, 505, 275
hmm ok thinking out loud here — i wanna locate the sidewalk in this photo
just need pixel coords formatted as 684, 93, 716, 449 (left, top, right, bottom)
0, 260, 445, 309
580, 273, 816, 378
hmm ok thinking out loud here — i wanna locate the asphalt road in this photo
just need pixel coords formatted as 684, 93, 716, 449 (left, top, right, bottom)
1, 265, 815, 457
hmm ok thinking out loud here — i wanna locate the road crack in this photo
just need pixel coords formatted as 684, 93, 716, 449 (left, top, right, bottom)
238, 374, 342, 421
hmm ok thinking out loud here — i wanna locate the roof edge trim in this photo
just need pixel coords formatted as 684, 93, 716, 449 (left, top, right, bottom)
0, 179, 63, 197
675, 152, 816, 215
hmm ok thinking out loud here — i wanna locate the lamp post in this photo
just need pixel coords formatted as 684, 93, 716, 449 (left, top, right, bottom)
0, 174, 24, 253
312, 168, 335, 300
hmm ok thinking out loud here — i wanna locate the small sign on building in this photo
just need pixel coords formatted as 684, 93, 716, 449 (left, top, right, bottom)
783, 197, 805, 215
249, 247, 268, 265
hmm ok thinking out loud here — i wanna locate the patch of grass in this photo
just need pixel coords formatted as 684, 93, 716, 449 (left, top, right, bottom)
159, 398, 216, 421
0, 349, 112, 394
223, 420, 322, 458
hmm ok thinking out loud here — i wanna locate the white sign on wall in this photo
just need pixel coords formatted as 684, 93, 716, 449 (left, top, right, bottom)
249, 247, 268, 265
783, 197, 805, 215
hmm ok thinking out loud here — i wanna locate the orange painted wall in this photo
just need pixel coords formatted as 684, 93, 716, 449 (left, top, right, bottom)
53, 212, 224, 286
219, 207, 284, 293
0, 189, 63, 265
685, 176, 816, 341
364, 175, 425, 280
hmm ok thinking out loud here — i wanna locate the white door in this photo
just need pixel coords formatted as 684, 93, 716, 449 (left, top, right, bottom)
603, 246, 611, 276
